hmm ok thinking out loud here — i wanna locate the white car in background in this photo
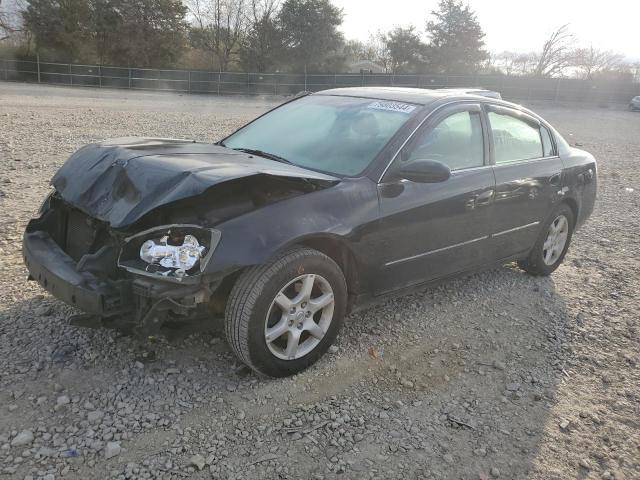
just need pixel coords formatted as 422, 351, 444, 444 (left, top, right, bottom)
630, 96, 640, 111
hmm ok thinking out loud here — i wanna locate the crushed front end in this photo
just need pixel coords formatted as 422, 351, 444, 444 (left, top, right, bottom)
23, 192, 223, 335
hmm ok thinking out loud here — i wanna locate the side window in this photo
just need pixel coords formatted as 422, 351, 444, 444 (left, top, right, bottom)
404, 111, 484, 171
488, 111, 543, 163
540, 126, 555, 157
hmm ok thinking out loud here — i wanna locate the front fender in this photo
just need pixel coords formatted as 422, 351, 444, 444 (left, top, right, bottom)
203, 177, 379, 276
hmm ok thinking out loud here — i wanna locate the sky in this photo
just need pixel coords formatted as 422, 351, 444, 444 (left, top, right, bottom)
333, 0, 640, 60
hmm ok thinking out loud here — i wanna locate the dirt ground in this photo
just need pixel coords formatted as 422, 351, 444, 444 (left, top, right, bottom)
0, 83, 638, 480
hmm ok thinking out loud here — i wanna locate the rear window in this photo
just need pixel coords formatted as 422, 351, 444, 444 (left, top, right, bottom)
540, 126, 555, 157
488, 111, 543, 163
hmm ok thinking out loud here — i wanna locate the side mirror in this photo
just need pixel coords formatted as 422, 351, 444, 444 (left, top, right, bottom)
395, 159, 451, 183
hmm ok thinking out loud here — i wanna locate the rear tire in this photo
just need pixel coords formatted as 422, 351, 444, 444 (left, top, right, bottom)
225, 247, 347, 377
518, 204, 574, 276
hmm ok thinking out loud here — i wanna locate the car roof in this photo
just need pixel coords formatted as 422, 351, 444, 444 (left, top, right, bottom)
314, 86, 500, 105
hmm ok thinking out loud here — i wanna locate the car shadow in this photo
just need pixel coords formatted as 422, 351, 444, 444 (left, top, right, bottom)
0, 263, 575, 479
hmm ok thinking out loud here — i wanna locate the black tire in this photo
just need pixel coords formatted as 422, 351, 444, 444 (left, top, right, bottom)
225, 247, 347, 377
518, 203, 575, 276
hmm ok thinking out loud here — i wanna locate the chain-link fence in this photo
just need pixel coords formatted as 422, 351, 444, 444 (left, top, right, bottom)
2, 58, 639, 104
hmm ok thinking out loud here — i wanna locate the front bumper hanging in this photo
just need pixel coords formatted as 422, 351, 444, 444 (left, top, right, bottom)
23, 229, 132, 317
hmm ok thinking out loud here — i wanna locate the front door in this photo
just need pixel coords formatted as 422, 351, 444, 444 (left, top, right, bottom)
373, 103, 496, 294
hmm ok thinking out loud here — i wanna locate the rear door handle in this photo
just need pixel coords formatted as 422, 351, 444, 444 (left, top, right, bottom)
549, 173, 562, 186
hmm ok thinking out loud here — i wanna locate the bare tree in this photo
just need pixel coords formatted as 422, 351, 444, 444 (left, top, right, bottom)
572, 46, 624, 79
363, 31, 391, 72
187, 0, 247, 71
342, 34, 390, 71
495, 52, 520, 74
629, 61, 640, 82
513, 53, 538, 75
239, 0, 280, 71
491, 51, 538, 76
248, 0, 278, 24
534, 24, 573, 77
0, 0, 25, 42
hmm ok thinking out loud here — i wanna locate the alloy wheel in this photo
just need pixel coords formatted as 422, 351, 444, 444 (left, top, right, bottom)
542, 214, 569, 265
264, 274, 335, 360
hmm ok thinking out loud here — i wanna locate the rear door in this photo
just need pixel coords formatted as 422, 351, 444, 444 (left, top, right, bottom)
373, 103, 496, 294
485, 105, 564, 259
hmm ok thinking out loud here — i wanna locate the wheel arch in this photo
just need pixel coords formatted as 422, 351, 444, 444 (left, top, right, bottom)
294, 235, 361, 309
214, 234, 362, 315
560, 197, 579, 226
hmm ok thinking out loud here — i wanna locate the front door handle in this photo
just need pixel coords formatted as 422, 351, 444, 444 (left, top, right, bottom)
466, 189, 494, 209
549, 172, 562, 186
475, 189, 494, 206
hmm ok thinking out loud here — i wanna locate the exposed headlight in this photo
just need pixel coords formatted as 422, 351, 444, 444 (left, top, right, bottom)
118, 225, 221, 281
140, 234, 205, 273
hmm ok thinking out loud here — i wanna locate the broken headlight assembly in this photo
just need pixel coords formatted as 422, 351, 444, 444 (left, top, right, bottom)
118, 225, 221, 282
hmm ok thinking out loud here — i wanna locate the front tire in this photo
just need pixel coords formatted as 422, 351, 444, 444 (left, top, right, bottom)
225, 247, 347, 377
518, 204, 574, 276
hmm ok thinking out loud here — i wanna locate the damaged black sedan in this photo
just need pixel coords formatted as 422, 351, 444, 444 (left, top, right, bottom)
23, 87, 597, 377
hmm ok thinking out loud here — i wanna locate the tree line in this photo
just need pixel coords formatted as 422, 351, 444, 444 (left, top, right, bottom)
1, 0, 638, 80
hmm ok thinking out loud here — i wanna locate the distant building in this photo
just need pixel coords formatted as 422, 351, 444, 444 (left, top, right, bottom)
347, 60, 385, 74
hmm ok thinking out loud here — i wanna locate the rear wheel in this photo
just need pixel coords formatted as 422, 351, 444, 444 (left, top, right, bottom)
225, 247, 347, 377
518, 204, 574, 276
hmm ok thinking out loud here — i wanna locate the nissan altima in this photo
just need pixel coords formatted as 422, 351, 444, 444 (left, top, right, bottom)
23, 87, 597, 377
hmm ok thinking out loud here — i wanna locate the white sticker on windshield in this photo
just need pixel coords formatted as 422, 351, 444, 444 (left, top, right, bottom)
367, 101, 416, 114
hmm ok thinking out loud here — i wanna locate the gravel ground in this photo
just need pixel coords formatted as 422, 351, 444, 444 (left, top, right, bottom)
0, 83, 639, 480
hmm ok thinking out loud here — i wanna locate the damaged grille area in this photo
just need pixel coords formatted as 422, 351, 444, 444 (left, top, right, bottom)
32, 194, 123, 280
23, 192, 134, 317
65, 209, 99, 262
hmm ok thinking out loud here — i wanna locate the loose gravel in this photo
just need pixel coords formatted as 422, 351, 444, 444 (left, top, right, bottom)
0, 83, 639, 480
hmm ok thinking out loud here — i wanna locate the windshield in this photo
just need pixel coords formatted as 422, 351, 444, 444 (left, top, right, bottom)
222, 95, 418, 176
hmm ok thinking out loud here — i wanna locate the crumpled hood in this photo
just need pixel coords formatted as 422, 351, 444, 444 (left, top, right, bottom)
52, 137, 338, 228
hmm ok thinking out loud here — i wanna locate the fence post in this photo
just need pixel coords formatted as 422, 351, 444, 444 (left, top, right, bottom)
274, 74, 277, 96
304, 65, 307, 91
37, 54, 41, 83
247, 72, 250, 95
2, 59, 6, 81
99, 65, 102, 88
69, 63, 72, 86
217, 69, 221, 95
128, 67, 132, 89
188, 70, 191, 94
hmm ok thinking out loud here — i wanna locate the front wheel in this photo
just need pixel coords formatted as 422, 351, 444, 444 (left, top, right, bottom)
225, 247, 347, 377
518, 204, 574, 276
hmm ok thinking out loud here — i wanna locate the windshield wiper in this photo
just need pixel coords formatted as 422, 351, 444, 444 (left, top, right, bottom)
232, 148, 294, 165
